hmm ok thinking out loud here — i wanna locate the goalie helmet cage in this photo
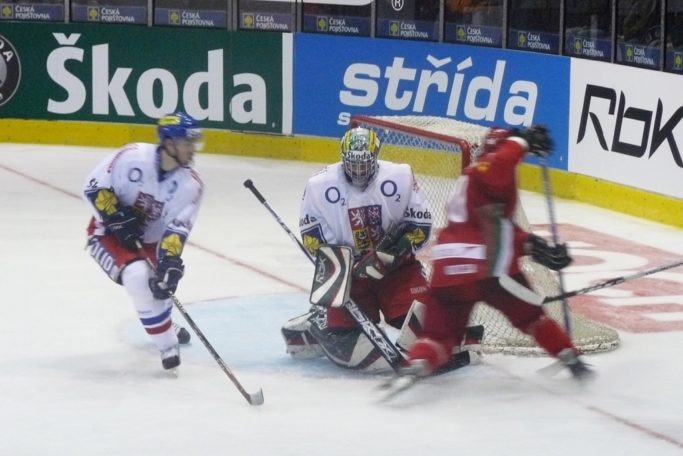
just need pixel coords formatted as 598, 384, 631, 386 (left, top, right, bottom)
351, 114, 620, 356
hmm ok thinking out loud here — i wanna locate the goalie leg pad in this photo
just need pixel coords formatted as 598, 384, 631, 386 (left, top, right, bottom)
460, 324, 484, 353
395, 299, 427, 353
281, 309, 325, 359
395, 299, 484, 360
308, 321, 392, 373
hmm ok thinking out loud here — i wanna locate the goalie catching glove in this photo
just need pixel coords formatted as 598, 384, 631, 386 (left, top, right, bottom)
375, 222, 415, 272
526, 234, 572, 271
149, 256, 184, 299
352, 223, 415, 280
353, 251, 386, 280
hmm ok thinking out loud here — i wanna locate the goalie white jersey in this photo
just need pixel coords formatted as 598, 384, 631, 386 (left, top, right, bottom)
83, 142, 203, 248
299, 160, 432, 258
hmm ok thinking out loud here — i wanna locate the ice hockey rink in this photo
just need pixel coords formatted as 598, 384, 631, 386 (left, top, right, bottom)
1, 143, 681, 456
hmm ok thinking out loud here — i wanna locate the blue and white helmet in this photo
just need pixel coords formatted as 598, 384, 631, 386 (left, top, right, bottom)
157, 112, 204, 151
340, 127, 381, 189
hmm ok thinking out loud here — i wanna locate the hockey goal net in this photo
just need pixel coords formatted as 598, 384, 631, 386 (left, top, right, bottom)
352, 114, 620, 356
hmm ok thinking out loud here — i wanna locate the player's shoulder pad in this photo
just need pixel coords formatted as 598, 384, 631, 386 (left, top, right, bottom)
377, 161, 416, 192
377, 160, 412, 179
307, 163, 342, 187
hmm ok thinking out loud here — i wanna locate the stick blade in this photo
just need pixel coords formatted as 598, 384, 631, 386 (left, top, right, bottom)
247, 388, 265, 406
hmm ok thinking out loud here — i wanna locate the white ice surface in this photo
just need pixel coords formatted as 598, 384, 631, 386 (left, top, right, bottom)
0, 144, 681, 456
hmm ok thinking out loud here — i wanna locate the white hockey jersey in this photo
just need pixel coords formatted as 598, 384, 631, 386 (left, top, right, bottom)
299, 160, 432, 258
83, 143, 203, 255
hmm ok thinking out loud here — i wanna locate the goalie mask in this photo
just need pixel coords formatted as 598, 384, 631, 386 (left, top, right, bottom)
473, 127, 510, 161
340, 127, 381, 189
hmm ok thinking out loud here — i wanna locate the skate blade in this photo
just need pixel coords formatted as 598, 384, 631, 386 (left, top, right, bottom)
376, 375, 420, 402
537, 360, 564, 377
165, 367, 180, 378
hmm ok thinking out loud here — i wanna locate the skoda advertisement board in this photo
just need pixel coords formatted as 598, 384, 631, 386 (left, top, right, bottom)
294, 34, 570, 169
0, 22, 289, 134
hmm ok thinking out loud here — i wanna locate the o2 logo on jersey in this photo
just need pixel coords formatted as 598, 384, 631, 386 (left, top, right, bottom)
325, 186, 341, 204
128, 168, 142, 183
0, 35, 21, 107
380, 180, 398, 198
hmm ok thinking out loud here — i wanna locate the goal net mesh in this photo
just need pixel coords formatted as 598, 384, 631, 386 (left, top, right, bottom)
352, 115, 620, 356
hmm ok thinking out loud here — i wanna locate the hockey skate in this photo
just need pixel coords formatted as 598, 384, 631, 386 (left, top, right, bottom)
173, 322, 191, 345
558, 348, 595, 382
377, 359, 431, 401
161, 345, 180, 370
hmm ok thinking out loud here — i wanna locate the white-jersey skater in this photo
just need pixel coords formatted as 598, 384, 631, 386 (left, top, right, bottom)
83, 111, 204, 370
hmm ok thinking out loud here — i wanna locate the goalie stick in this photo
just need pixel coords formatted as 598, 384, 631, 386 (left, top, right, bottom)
137, 242, 264, 406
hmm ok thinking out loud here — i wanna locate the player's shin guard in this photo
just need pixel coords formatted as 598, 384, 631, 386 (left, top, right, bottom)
122, 261, 179, 357
396, 300, 484, 364
526, 315, 574, 357
395, 299, 426, 353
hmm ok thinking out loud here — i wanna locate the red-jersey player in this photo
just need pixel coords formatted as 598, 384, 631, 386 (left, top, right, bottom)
404, 125, 593, 381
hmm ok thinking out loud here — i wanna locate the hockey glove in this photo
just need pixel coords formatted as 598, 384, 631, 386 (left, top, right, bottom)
106, 207, 143, 251
519, 124, 553, 158
352, 251, 386, 280
149, 256, 185, 299
527, 234, 572, 271
376, 222, 415, 272
376, 234, 413, 272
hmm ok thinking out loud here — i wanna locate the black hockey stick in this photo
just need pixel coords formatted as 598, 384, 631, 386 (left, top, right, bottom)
137, 243, 264, 406
243, 179, 405, 372
539, 156, 572, 335
543, 258, 683, 303
503, 256, 683, 305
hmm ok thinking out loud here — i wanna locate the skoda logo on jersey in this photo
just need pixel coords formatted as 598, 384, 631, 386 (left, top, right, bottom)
0, 35, 21, 107
391, 0, 404, 11
299, 213, 317, 227
404, 208, 432, 219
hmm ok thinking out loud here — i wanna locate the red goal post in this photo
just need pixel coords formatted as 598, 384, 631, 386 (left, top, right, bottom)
352, 114, 620, 356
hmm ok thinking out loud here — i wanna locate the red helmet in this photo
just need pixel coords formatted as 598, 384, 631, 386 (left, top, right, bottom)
472, 127, 510, 161
483, 127, 510, 153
